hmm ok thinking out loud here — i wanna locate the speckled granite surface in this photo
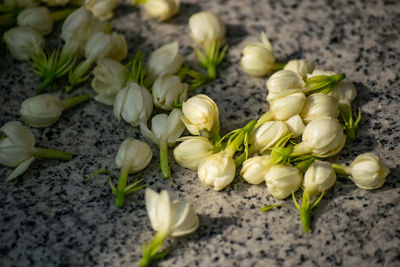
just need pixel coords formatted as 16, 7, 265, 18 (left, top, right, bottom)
1, 0, 400, 266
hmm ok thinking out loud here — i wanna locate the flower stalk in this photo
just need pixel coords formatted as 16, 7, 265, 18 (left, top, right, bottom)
292, 189, 325, 233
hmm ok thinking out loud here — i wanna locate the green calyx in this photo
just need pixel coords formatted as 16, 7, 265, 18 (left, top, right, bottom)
140, 231, 170, 267
304, 73, 345, 95
340, 105, 361, 141
125, 50, 147, 86
194, 40, 228, 81
177, 66, 209, 91
261, 204, 282, 213
291, 155, 320, 174
292, 189, 325, 233
66, 60, 92, 92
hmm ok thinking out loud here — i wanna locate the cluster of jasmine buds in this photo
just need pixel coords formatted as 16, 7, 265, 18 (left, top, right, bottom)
133, 0, 180, 22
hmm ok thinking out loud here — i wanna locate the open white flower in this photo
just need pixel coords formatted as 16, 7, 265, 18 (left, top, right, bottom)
189, 11, 226, 46
4, 26, 44, 61
300, 93, 340, 123
285, 115, 305, 138
265, 164, 303, 199
141, 0, 179, 21
152, 75, 187, 110
283, 59, 314, 79
303, 160, 336, 195
250, 121, 289, 154
173, 136, 214, 170
17, 7, 53, 35
241, 155, 274, 185
240, 32, 275, 77
266, 70, 305, 102
85, 0, 119, 21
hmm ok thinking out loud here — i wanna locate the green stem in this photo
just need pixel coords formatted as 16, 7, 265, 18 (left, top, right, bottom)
60, 94, 90, 110
35, 75, 56, 94
209, 123, 221, 144
34, 148, 74, 161
290, 142, 311, 157
140, 231, 169, 267
206, 63, 217, 80
50, 8, 76, 23
159, 138, 171, 179
300, 207, 311, 233
271, 62, 285, 72
116, 166, 129, 208
332, 163, 351, 177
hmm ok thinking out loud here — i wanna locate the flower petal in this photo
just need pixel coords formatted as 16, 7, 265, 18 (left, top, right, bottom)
6, 156, 35, 181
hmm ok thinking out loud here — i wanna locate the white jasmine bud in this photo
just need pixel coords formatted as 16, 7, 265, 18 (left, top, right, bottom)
114, 83, 153, 126
173, 136, 214, 170
91, 58, 126, 105
3, 26, 44, 61
115, 138, 153, 173
300, 93, 340, 123
141, 0, 179, 21
240, 32, 275, 77
144, 41, 183, 87
328, 79, 357, 105
152, 75, 188, 110
84, 32, 115, 63
189, 11, 226, 46
250, 121, 289, 153
198, 150, 236, 191
303, 160, 336, 195
85, 0, 119, 21
266, 70, 305, 102
285, 115, 305, 138
241, 155, 274, 184
17, 7, 53, 35
283, 59, 314, 79
265, 164, 303, 199
270, 89, 306, 121
107, 32, 128, 61
181, 94, 219, 136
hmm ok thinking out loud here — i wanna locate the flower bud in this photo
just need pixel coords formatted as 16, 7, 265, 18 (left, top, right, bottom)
4, 26, 44, 61
240, 155, 274, 184
84, 32, 113, 62
285, 115, 305, 138
240, 32, 275, 77
173, 136, 214, 170
303, 160, 336, 195
152, 75, 187, 110
20, 94, 64, 128
85, 0, 119, 21
107, 32, 128, 61
270, 89, 306, 121
328, 79, 357, 105
266, 70, 305, 102
181, 94, 219, 135
115, 138, 152, 173
17, 7, 53, 35
145, 41, 183, 86
41, 0, 69, 6
142, 0, 179, 21
265, 164, 303, 199
283, 59, 314, 79
197, 151, 235, 191
300, 93, 340, 123
114, 83, 153, 126
349, 153, 390, 189
189, 11, 226, 46
91, 58, 125, 105
250, 121, 289, 153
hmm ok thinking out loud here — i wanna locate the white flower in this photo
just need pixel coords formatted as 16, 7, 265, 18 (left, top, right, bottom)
4, 0, 39, 7
91, 58, 125, 105
0, 121, 35, 181
17, 7, 53, 35
283, 59, 314, 79
266, 70, 305, 102
41, 0, 69, 6
240, 155, 274, 184
173, 136, 214, 170
152, 75, 187, 110
303, 160, 336, 195
265, 164, 303, 199
300, 93, 340, 123
240, 32, 275, 77
3, 26, 44, 61
84, 32, 114, 63
250, 121, 289, 153
114, 83, 153, 126
85, 0, 119, 21
20, 94, 64, 127
349, 153, 390, 189
115, 138, 152, 174
189, 11, 226, 46
144, 41, 183, 87
142, 0, 179, 21
197, 150, 235, 191
270, 89, 306, 121
307, 69, 336, 78
285, 115, 305, 138
328, 79, 357, 106
181, 94, 219, 136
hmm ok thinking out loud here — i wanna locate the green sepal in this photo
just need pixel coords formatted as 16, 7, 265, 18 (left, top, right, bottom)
125, 50, 147, 86
84, 169, 110, 183
261, 204, 282, 212
304, 73, 345, 95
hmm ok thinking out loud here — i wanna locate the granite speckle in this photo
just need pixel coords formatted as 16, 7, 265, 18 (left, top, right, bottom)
1, 0, 400, 266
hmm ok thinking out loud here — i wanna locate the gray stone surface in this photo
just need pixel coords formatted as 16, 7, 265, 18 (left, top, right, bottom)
1, 0, 400, 266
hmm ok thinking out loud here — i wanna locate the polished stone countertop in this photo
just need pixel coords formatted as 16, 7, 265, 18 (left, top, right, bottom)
1, 0, 400, 266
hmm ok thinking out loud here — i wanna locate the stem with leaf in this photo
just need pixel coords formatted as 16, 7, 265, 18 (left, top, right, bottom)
194, 39, 227, 80
292, 189, 325, 233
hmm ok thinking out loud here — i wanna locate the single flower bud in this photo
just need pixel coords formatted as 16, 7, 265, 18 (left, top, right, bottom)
265, 164, 303, 199
152, 75, 188, 110
17, 7, 53, 35
198, 150, 236, 191
240, 155, 274, 184
250, 121, 289, 153
114, 82, 153, 126
142, 0, 179, 21
303, 160, 336, 195
181, 94, 219, 136
173, 136, 214, 170
107, 32, 128, 61
144, 41, 183, 87
115, 138, 152, 173
270, 89, 306, 121
189, 11, 226, 46
91, 58, 126, 105
266, 70, 305, 102
328, 79, 357, 105
285, 115, 305, 138
300, 93, 340, 123
283, 59, 314, 79
85, 0, 119, 21
84, 32, 114, 63
240, 32, 275, 77
349, 153, 390, 189
41, 0, 69, 6
20, 94, 64, 127
3, 26, 44, 61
